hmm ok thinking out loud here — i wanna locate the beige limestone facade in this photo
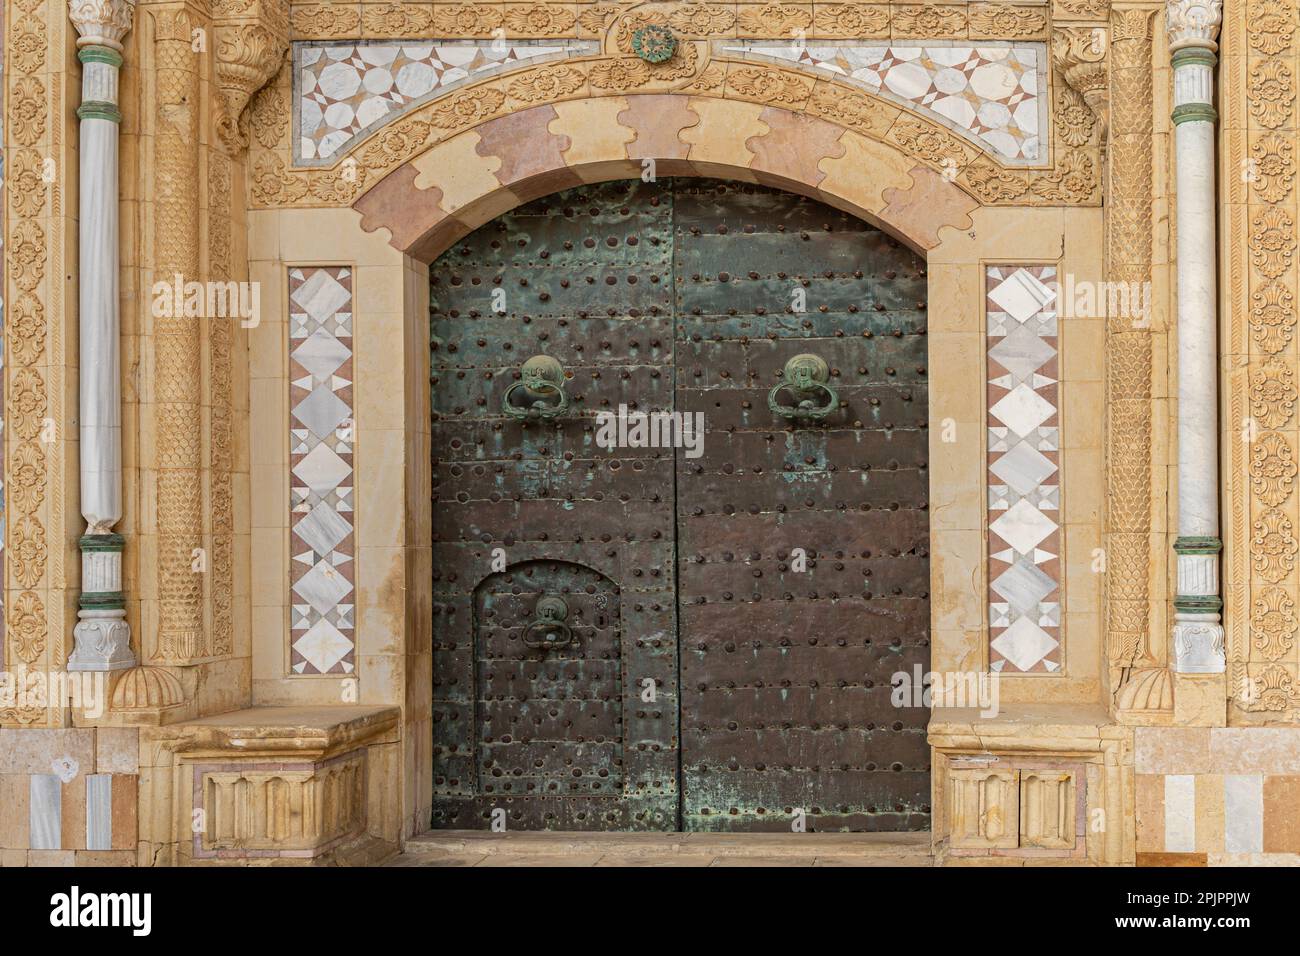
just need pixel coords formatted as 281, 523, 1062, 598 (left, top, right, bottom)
0, 0, 1296, 866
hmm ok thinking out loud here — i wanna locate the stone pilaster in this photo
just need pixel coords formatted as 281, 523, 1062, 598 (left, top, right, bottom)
1168, 0, 1225, 674
68, 0, 136, 672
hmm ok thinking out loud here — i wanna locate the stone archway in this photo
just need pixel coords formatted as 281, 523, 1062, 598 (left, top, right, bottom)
349, 95, 982, 263
241, 83, 1087, 853
343, 99, 981, 834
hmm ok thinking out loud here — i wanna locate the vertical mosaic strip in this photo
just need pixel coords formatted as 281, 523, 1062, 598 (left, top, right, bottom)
289, 267, 356, 675
986, 265, 1062, 673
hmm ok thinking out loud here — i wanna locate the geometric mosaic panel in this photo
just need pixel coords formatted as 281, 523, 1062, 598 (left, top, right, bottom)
289, 267, 356, 674
986, 265, 1062, 673
294, 40, 600, 164
715, 42, 1047, 164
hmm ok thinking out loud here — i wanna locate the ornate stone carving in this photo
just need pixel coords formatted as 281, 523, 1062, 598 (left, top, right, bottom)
213, 1, 289, 150
291, 3, 361, 38
109, 665, 186, 711
1247, 59, 1295, 129
1054, 0, 1110, 19
1250, 432, 1298, 506
1105, 7, 1155, 680
68, 0, 135, 49
666, 3, 736, 35
503, 3, 577, 35
152, 5, 208, 665
1229, 0, 1300, 719
891, 4, 966, 37
1250, 586, 1297, 661
1249, 361, 1297, 427
735, 4, 812, 37
1252, 509, 1299, 584
1250, 132, 1295, 203
1053, 28, 1109, 135
1115, 666, 1174, 719
362, 2, 433, 36
1247, 0, 1296, 54
970, 4, 1048, 39
1166, 0, 1222, 50
1249, 204, 1297, 275
1250, 280, 1296, 353
811, 4, 888, 36
507, 64, 586, 103
726, 66, 813, 105
4, 0, 54, 724
577, 4, 621, 36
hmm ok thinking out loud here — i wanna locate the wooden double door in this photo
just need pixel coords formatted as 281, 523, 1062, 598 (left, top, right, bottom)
430, 179, 930, 832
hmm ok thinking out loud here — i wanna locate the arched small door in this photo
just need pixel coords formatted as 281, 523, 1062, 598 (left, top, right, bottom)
431, 179, 930, 832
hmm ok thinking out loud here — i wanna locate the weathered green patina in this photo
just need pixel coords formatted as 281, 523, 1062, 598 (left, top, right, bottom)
430, 179, 931, 832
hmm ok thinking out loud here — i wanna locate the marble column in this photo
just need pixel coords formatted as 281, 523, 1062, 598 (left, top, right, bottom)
1168, 0, 1224, 673
68, 0, 136, 671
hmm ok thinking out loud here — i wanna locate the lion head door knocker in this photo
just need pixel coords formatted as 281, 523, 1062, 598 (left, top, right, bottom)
502, 354, 569, 421
522, 595, 574, 651
768, 353, 839, 422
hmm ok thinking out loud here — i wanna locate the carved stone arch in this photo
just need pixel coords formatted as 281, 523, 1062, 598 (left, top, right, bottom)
349, 94, 981, 260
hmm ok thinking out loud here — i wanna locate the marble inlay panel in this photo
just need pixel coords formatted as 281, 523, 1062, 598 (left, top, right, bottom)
986, 265, 1062, 673
294, 40, 600, 163
29, 774, 61, 850
289, 267, 357, 675
86, 773, 112, 850
716, 41, 1047, 164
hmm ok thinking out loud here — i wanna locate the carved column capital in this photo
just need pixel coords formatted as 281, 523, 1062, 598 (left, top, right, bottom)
1165, 0, 1222, 52
212, 0, 289, 151
69, 0, 136, 51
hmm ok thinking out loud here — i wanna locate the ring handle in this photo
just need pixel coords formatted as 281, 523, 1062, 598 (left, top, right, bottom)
522, 595, 574, 650
768, 353, 838, 422
502, 354, 569, 420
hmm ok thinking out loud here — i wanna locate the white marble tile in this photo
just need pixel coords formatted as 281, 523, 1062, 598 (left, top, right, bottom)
86, 774, 112, 851
1223, 775, 1264, 853
1164, 774, 1197, 853
29, 774, 62, 851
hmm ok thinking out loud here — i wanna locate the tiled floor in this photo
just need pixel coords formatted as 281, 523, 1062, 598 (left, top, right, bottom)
389, 831, 934, 867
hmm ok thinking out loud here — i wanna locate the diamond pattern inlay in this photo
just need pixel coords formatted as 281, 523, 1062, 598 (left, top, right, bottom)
987, 265, 1061, 673
289, 267, 356, 675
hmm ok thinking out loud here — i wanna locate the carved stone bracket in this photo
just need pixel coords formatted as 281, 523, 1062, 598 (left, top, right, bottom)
213, 0, 289, 151
1053, 27, 1110, 139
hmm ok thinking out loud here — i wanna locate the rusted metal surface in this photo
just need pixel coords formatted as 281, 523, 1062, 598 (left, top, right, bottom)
430, 180, 678, 831
430, 179, 930, 833
673, 182, 930, 832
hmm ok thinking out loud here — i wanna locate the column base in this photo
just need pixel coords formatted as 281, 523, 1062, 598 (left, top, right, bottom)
69, 612, 136, 672
1172, 618, 1225, 673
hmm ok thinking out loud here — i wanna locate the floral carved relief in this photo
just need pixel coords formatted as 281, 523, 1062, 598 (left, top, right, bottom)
1233, 0, 1300, 716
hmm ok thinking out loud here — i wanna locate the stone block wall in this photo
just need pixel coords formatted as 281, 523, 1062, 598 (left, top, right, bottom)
1134, 727, 1300, 865
0, 728, 140, 866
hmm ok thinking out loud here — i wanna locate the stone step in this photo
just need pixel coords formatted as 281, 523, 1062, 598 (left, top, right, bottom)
402, 830, 932, 860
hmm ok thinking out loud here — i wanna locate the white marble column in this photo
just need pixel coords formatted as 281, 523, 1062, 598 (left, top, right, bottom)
68, 0, 136, 671
1168, 0, 1224, 673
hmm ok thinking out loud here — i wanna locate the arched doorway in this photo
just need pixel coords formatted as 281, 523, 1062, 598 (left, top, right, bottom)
429, 178, 930, 832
